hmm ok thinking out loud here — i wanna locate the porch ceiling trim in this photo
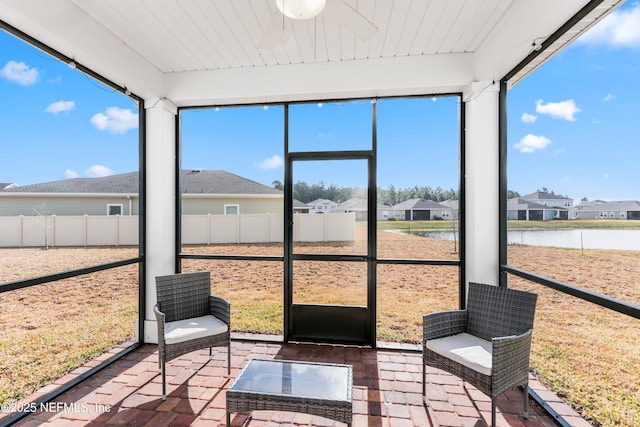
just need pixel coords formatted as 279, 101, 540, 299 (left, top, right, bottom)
0, 0, 625, 105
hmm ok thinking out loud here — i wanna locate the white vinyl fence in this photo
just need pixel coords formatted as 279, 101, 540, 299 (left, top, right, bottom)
0, 213, 355, 247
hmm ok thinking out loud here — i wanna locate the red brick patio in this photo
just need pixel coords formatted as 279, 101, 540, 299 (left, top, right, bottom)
5, 339, 590, 427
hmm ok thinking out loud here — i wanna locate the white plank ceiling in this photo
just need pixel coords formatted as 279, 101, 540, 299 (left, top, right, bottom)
0, 0, 623, 106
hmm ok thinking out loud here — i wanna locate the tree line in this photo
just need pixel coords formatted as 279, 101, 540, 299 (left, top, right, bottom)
273, 181, 572, 206
273, 180, 460, 205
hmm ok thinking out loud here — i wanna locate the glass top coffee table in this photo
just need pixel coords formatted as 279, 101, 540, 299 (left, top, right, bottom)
226, 359, 353, 426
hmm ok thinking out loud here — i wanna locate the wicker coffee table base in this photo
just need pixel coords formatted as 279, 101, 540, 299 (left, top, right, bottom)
226, 359, 353, 426
226, 392, 352, 426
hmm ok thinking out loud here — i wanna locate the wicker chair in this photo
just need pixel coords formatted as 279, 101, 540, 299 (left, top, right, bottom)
422, 282, 537, 427
154, 272, 230, 400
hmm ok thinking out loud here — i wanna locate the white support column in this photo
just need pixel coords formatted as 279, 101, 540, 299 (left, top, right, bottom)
143, 99, 177, 344
464, 81, 500, 286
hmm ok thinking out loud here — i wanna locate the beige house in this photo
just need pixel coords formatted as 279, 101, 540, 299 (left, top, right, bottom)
0, 170, 283, 217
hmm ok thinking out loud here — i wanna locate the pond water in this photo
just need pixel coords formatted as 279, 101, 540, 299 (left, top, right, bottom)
406, 229, 640, 251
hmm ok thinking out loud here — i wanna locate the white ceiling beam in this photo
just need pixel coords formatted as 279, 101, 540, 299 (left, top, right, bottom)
163, 53, 475, 106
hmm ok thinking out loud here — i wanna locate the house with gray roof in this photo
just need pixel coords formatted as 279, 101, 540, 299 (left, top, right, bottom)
522, 191, 573, 219
507, 197, 568, 221
330, 198, 391, 221
392, 198, 452, 221
440, 200, 459, 216
574, 200, 640, 220
292, 199, 311, 214
0, 170, 284, 216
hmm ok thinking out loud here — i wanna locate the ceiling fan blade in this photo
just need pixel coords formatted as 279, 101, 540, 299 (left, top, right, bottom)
258, 11, 285, 50
324, 0, 378, 40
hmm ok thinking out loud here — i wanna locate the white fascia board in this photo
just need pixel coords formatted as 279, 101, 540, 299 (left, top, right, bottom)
164, 53, 474, 107
0, 0, 164, 99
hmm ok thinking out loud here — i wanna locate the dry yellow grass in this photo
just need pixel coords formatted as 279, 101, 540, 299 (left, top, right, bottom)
0, 232, 638, 426
508, 245, 640, 427
0, 250, 139, 405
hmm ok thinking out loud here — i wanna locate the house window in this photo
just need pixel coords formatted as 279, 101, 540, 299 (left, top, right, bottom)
108, 204, 123, 215
224, 204, 239, 215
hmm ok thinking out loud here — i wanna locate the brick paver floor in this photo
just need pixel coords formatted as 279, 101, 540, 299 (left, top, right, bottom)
4, 340, 587, 426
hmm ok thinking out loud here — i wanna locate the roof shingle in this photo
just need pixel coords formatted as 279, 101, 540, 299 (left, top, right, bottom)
0, 170, 282, 195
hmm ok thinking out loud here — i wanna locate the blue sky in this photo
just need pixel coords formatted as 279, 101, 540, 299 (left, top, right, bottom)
180, 96, 460, 190
508, 1, 640, 201
1, 2, 639, 201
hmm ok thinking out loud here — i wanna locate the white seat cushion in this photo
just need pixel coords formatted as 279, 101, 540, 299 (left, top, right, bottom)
426, 332, 492, 376
164, 315, 228, 345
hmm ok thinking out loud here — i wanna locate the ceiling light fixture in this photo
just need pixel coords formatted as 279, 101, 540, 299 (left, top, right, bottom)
276, 0, 326, 20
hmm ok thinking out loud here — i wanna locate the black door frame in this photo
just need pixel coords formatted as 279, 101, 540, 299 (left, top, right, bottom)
283, 101, 378, 346
284, 150, 376, 345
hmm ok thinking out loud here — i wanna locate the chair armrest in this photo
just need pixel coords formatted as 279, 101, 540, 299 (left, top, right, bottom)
423, 310, 467, 343
153, 303, 166, 345
491, 329, 533, 396
153, 303, 165, 323
209, 296, 231, 326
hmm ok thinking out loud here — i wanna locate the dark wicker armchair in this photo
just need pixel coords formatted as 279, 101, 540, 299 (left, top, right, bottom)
423, 282, 537, 426
154, 272, 231, 400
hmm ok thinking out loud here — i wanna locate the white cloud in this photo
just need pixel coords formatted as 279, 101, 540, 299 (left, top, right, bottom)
535, 99, 581, 122
603, 93, 615, 101
521, 112, 537, 123
577, 3, 640, 48
514, 134, 552, 153
90, 107, 138, 133
64, 169, 79, 179
257, 155, 283, 170
0, 60, 39, 86
45, 100, 75, 115
86, 165, 114, 177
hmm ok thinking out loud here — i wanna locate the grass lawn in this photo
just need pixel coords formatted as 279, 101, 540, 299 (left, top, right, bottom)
1, 223, 638, 426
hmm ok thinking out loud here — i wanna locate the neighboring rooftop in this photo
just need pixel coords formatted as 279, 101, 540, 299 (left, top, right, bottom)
393, 198, 449, 210
523, 191, 572, 201
0, 170, 282, 195
331, 198, 390, 212
575, 200, 640, 211
440, 199, 459, 210
308, 198, 337, 205
507, 197, 566, 211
